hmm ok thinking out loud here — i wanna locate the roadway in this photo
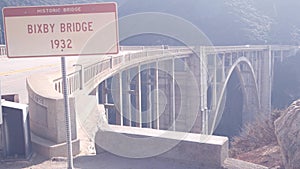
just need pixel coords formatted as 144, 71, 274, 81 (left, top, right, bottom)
0, 152, 267, 169
0, 49, 138, 104
0, 56, 78, 103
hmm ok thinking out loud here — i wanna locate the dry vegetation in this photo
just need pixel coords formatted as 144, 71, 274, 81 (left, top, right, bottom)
230, 110, 284, 169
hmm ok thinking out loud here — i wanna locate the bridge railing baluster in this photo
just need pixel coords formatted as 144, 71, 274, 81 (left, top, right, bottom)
51, 45, 298, 95
0, 45, 6, 56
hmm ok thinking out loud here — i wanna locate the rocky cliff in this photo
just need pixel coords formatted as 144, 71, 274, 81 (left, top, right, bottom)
275, 100, 300, 169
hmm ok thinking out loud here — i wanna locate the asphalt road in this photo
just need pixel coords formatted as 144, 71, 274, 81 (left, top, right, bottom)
0, 56, 78, 103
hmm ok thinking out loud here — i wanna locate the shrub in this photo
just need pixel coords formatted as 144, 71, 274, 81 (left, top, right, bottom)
230, 109, 284, 157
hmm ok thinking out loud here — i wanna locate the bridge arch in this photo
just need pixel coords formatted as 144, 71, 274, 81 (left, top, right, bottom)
211, 57, 260, 135
25, 44, 297, 158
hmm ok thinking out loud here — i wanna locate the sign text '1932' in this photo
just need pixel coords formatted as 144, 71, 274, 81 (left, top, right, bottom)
51, 39, 72, 49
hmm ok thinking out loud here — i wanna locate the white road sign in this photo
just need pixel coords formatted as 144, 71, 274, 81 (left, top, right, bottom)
3, 3, 119, 58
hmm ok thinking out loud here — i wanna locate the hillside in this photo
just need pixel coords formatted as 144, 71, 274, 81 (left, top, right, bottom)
0, 0, 300, 45
114, 0, 300, 45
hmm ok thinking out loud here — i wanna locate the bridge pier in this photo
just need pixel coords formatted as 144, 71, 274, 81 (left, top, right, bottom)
153, 61, 160, 130
199, 47, 209, 135
185, 52, 205, 134
260, 46, 273, 115
121, 70, 131, 126
157, 60, 174, 131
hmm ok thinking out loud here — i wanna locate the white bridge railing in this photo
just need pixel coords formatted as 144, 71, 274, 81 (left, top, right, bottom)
52, 45, 298, 95
53, 46, 193, 94
0, 44, 296, 95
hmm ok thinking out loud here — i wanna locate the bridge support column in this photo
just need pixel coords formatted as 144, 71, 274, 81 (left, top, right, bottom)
199, 47, 208, 134
121, 70, 131, 126
147, 66, 153, 129
171, 58, 176, 131
111, 74, 122, 126
260, 46, 273, 115
103, 80, 109, 121
185, 53, 202, 133
158, 60, 173, 130
141, 64, 155, 129
145, 65, 153, 128
153, 61, 160, 129
118, 73, 123, 126
137, 65, 142, 127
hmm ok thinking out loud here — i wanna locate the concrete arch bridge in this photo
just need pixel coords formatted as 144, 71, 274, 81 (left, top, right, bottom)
26, 45, 296, 160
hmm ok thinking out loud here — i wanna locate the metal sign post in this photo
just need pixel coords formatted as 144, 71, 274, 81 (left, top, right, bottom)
60, 56, 73, 169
